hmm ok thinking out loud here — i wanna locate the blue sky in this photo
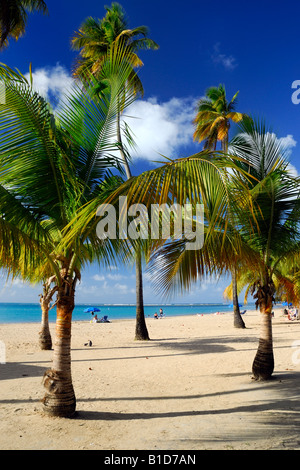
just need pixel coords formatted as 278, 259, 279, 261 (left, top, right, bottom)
1, 0, 300, 304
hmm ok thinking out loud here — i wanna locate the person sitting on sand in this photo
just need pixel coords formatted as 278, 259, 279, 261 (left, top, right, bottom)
294, 309, 299, 320
288, 308, 298, 321
154, 312, 158, 319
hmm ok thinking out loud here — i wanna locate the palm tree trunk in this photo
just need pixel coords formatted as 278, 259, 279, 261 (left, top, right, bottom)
223, 134, 245, 329
42, 287, 76, 417
252, 286, 274, 380
117, 110, 149, 340
39, 297, 52, 350
135, 249, 150, 340
232, 267, 245, 329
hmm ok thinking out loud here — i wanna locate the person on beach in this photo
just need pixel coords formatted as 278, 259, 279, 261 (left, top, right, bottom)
154, 312, 158, 319
159, 308, 164, 318
288, 308, 298, 321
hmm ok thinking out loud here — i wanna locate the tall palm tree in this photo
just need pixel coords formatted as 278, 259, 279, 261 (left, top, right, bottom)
193, 84, 244, 152
116, 123, 300, 381
0, 0, 48, 49
193, 84, 247, 327
224, 260, 300, 315
65, 151, 254, 310
0, 44, 137, 417
71, 3, 158, 92
38, 276, 56, 350
57, 108, 300, 384
228, 119, 300, 379
71, 2, 158, 341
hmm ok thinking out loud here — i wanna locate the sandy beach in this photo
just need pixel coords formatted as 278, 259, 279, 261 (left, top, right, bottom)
1, 309, 300, 451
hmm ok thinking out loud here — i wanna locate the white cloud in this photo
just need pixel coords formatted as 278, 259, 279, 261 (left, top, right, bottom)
76, 282, 101, 295
212, 43, 237, 70
24, 65, 198, 163
25, 64, 74, 107
107, 273, 126, 281
288, 163, 298, 177
114, 283, 135, 295
122, 97, 197, 162
278, 134, 298, 176
93, 272, 128, 281
93, 274, 105, 281
279, 134, 297, 150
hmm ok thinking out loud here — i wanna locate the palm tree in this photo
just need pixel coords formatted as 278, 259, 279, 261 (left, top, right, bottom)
110, 120, 300, 382
0, 0, 48, 49
65, 151, 254, 312
71, 3, 158, 92
57, 108, 300, 384
71, 2, 158, 341
227, 119, 300, 379
38, 276, 56, 350
0, 44, 137, 417
193, 84, 247, 327
193, 84, 244, 152
126, 124, 300, 381
224, 261, 300, 315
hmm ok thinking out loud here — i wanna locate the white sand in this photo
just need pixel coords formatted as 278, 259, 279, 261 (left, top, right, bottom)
1, 308, 300, 450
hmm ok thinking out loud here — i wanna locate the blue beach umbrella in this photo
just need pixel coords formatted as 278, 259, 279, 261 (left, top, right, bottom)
84, 307, 101, 313
282, 302, 288, 306
228, 303, 243, 308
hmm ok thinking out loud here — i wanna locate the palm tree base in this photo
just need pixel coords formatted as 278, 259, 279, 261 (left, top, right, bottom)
135, 251, 150, 341
252, 347, 274, 381
252, 306, 274, 380
39, 331, 52, 350
233, 311, 246, 329
135, 333, 150, 341
42, 369, 76, 418
135, 322, 150, 341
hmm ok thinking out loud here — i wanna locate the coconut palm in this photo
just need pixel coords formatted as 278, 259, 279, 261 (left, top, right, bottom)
129, 124, 300, 381
193, 84, 248, 328
71, 3, 158, 94
38, 276, 56, 350
107, 119, 300, 382
71, 2, 158, 340
0, 44, 138, 417
71, 2, 158, 158
224, 261, 300, 313
63, 151, 255, 313
0, 0, 48, 49
193, 84, 245, 152
57, 107, 300, 384
228, 119, 300, 379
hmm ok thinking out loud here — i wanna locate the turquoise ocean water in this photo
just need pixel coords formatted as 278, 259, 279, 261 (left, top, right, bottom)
0, 302, 251, 324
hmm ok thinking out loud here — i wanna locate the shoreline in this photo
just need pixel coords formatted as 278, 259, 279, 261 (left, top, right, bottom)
0, 304, 284, 326
1, 308, 300, 450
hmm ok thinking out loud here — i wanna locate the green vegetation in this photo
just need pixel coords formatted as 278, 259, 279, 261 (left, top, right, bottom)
1, 2, 300, 417
71, 2, 159, 341
0, 0, 48, 49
